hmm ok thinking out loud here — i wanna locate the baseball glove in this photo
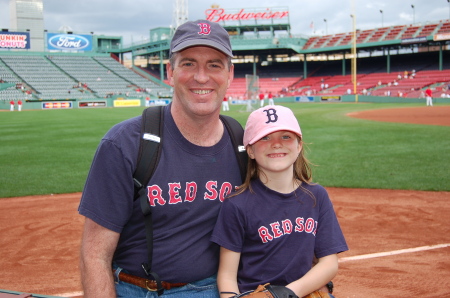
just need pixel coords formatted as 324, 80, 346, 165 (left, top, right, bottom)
303, 290, 331, 298
225, 283, 330, 298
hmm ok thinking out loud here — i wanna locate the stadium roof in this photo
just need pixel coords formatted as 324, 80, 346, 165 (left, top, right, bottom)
109, 19, 449, 61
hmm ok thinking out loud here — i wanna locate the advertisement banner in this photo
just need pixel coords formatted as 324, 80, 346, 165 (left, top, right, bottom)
78, 101, 107, 108
42, 102, 73, 109
401, 36, 427, 44
47, 33, 93, 51
205, 7, 289, 25
321, 96, 341, 102
113, 99, 141, 107
434, 33, 450, 41
0, 32, 30, 49
149, 99, 170, 106
295, 96, 314, 102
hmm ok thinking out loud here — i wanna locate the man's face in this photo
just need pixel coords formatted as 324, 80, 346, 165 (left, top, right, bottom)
167, 46, 234, 117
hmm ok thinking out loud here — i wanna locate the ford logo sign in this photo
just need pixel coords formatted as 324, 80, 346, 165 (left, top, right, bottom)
48, 34, 90, 50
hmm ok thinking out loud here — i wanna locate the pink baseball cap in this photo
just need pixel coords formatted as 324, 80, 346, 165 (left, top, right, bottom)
243, 105, 302, 147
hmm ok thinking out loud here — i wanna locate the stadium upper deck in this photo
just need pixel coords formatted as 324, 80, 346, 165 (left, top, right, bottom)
300, 20, 450, 53
114, 19, 450, 61
1, 15, 449, 103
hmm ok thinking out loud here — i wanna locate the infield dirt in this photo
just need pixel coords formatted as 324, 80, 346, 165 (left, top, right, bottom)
1, 106, 449, 297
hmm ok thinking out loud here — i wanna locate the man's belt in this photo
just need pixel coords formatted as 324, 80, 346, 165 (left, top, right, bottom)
114, 269, 188, 291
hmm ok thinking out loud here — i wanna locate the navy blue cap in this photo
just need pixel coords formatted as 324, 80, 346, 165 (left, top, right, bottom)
170, 20, 233, 57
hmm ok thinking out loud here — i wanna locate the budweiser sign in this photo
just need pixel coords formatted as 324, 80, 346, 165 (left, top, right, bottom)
205, 7, 289, 23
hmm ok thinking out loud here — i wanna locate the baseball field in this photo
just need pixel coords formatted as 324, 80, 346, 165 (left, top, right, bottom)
0, 102, 449, 297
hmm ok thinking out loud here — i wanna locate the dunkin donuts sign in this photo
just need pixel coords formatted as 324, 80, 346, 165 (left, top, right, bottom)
0, 32, 30, 49
205, 7, 289, 24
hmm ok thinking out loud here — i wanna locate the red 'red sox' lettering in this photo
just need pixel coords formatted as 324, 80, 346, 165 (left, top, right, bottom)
219, 182, 232, 202
258, 226, 273, 243
148, 185, 165, 206
168, 182, 182, 204
185, 182, 197, 202
147, 181, 233, 206
281, 219, 293, 234
295, 217, 304, 232
258, 217, 318, 243
204, 181, 218, 201
270, 222, 283, 238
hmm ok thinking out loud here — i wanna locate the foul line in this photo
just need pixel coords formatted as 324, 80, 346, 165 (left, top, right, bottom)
53, 244, 450, 297
339, 243, 450, 262
52, 292, 83, 297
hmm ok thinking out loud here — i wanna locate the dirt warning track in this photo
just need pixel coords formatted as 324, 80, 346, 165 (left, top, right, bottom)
1, 106, 449, 297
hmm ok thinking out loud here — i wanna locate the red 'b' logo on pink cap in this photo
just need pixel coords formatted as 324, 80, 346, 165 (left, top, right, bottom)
197, 23, 211, 35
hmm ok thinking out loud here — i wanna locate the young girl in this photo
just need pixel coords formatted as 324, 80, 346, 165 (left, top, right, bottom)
211, 105, 348, 298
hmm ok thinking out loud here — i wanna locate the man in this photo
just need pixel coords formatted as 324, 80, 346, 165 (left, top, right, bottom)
425, 87, 433, 106
78, 20, 241, 297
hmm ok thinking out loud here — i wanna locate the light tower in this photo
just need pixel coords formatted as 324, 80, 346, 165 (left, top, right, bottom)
172, 0, 189, 32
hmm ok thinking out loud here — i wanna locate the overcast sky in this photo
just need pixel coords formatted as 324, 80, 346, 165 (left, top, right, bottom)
0, 0, 449, 44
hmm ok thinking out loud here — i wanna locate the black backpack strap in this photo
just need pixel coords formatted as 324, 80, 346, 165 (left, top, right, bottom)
133, 105, 165, 198
133, 105, 164, 295
220, 114, 247, 183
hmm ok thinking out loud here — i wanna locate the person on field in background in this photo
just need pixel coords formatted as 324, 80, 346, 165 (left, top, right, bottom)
259, 91, 265, 107
425, 87, 433, 106
78, 19, 242, 298
212, 105, 348, 298
222, 96, 230, 111
268, 91, 274, 105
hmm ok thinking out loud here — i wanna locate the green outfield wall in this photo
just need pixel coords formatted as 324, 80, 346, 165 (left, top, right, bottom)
273, 95, 450, 104
2, 95, 450, 111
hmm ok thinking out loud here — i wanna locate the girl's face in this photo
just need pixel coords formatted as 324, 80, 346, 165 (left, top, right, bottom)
247, 130, 302, 176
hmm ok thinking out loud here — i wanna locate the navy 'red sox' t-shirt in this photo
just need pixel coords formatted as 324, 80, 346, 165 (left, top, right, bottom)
79, 104, 242, 282
211, 179, 348, 292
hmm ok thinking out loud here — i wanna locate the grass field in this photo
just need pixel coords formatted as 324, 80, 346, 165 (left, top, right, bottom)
0, 102, 449, 198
